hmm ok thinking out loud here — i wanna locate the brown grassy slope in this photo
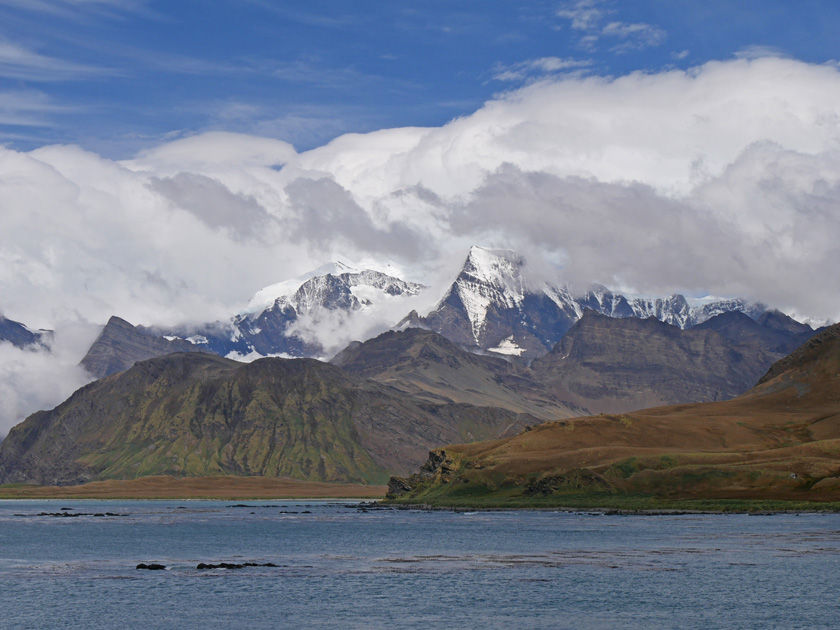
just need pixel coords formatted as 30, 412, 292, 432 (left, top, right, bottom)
394, 323, 840, 502
0, 475, 387, 499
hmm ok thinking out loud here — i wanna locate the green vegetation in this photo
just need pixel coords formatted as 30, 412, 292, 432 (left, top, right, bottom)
386, 493, 840, 513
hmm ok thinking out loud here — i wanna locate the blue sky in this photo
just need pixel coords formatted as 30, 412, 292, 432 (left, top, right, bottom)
3, 0, 840, 157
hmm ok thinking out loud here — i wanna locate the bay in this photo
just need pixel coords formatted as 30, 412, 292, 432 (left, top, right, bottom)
1, 500, 838, 629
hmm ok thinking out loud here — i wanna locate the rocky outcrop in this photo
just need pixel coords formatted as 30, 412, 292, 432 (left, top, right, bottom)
386, 448, 458, 499
80, 316, 208, 378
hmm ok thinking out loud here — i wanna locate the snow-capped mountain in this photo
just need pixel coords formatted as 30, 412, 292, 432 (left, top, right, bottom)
579, 286, 766, 330
163, 261, 426, 360
81, 245, 809, 377
415, 246, 772, 359
418, 246, 581, 357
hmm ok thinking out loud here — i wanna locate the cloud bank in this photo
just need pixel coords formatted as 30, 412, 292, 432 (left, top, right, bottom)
2, 56, 840, 431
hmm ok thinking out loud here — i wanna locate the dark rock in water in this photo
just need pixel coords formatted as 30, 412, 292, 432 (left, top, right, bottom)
136, 563, 167, 570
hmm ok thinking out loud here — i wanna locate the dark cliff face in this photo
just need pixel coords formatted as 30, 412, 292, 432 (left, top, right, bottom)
0, 352, 526, 487
0, 315, 51, 349
529, 311, 789, 414
332, 327, 581, 420
79, 316, 209, 378
694, 309, 815, 356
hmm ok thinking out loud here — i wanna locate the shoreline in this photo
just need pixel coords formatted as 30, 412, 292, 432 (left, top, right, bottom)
0, 475, 387, 500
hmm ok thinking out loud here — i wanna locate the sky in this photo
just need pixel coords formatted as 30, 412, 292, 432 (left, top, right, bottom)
2, 0, 840, 433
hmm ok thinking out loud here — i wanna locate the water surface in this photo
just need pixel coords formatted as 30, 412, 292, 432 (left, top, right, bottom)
1, 500, 838, 629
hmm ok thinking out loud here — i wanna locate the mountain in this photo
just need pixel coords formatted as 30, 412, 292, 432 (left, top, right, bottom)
229, 262, 425, 357
387, 323, 840, 505
80, 263, 426, 377
693, 309, 817, 356
80, 316, 210, 378
0, 352, 534, 486
0, 314, 51, 349
528, 311, 789, 414
331, 327, 583, 419
412, 246, 773, 359
77, 247, 813, 380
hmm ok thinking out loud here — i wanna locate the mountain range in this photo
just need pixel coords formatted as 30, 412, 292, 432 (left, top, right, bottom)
0, 245, 829, 493
387, 321, 840, 505
0, 311, 824, 487
79, 245, 808, 379
0, 351, 536, 486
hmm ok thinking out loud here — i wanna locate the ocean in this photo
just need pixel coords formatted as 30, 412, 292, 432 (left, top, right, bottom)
1, 500, 838, 629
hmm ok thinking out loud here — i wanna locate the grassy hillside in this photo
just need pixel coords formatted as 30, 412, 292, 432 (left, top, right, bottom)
387, 324, 840, 508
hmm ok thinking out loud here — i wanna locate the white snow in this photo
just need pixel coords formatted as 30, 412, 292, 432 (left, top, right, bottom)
225, 349, 295, 362
489, 336, 526, 356
241, 259, 360, 314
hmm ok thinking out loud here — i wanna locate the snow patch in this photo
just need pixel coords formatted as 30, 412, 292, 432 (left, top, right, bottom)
489, 336, 526, 356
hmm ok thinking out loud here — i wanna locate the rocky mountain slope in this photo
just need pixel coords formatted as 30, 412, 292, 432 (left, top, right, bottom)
387, 323, 840, 505
81, 262, 425, 377
413, 246, 772, 359
529, 311, 790, 414
0, 352, 534, 486
80, 316, 209, 378
0, 314, 51, 349
332, 327, 582, 419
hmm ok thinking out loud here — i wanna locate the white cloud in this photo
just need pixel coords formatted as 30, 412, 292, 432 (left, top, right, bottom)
556, 0, 664, 52
556, 0, 605, 32
2, 57, 840, 432
0, 39, 111, 81
602, 21, 665, 52
493, 57, 592, 82
0, 319, 99, 436
0, 89, 72, 126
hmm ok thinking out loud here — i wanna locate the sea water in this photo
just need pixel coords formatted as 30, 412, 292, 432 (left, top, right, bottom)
1, 500, 838, 629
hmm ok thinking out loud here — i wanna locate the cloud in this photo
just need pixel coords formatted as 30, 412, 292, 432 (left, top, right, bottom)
734, 45, 790, 60
149, 173, 275, 242
128, 131, 296, 172
493, 57, 592, 82
556, 0, 605, 31
0, 89, 74, 126
602, 21, 665, 52
0, 318, 99, 436
0, 0, 153, 20
556, 0, 664, 52
283, 176, 429, 261
0, 39, 112, 81
3, 56, 840, 431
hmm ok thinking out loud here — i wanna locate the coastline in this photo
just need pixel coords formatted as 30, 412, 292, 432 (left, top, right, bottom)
381, 494, 840, 514
0, 475, 387, 500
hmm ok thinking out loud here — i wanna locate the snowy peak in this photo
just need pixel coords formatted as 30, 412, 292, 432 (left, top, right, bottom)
275, 268, 424, 316
415, 246, 792, 360
441, 247, 529, 343
462, 246, 525, 292
243, 260, 360, 314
